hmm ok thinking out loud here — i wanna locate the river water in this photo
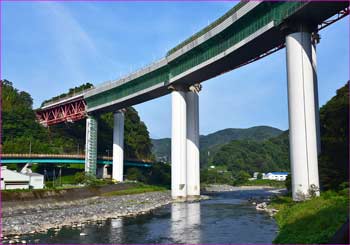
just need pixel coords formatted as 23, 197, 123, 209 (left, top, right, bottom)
19, 189, 278, 244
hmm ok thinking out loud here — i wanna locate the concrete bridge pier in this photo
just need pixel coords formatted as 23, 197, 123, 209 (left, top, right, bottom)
85, 115, 98, 176
186, 84, 201, 198
171, 87, 188, 199
97, 164, 110, 179
286, 24, 320, 200
113, 110, 125, 182
312, 32, 321, 155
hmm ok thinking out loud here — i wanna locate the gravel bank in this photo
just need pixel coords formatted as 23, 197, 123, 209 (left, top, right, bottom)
2, 191, 172, 236
203, 184, 280, 192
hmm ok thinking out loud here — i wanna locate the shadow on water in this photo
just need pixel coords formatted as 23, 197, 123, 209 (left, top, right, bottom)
17, 189, 278, 244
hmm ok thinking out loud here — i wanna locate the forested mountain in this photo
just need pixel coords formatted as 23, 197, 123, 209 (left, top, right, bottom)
151, 126, 283, 165
1, 80, 153, 160
212, 131, 289, 174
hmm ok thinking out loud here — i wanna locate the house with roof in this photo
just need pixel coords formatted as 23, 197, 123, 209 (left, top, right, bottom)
1, 166, 44, 190
263, 172, 289, 181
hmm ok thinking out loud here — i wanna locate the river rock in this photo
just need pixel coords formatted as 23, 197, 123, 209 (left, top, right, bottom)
256, 202, 267, 210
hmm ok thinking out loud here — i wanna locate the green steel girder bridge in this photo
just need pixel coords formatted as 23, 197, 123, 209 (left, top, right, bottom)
35, 1, 349, 200
1, 154, 151, 167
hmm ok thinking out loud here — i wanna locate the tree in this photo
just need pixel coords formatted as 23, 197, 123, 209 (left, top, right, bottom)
318, 82, 349, 190
234, 170, 251, 185
257, 172, 263, 180
126, 167, 145, 182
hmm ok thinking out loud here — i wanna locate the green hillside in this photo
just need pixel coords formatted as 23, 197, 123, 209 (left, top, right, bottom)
212, 131, 289, 174
152, 126, 283, 166
318, 81, 349, 190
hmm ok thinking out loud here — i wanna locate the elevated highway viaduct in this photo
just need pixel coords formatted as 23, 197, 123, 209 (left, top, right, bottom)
36, 1, 349, 200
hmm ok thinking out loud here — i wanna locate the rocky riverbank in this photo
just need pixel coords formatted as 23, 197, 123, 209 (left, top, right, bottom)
203, 184, 280, 193
2, 191, 173, 237
202, 184, 284, 217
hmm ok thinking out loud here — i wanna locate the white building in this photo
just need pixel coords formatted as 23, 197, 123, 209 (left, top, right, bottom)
1, 166, 44, 190
263, 172, 289, 181
1, 166, 30, 190
26, 173, 44, 189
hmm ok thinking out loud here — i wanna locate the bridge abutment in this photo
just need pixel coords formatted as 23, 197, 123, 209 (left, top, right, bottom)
286, 26, 320, 201
85, 115, 98, 176
113, 111, 125, 182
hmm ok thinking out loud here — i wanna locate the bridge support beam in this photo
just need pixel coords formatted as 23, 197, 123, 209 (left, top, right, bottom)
113, 111, 124, 182
286, 26, 320, 201
171, 88, 187, 199
186, 85, 201, 197
85, 115, 98, 176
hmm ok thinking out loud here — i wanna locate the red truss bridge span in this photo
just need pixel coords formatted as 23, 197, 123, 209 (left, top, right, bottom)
36, 92, 87, 127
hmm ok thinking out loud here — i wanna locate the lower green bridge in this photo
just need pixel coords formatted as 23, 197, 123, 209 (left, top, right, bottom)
1, 154, 152, 168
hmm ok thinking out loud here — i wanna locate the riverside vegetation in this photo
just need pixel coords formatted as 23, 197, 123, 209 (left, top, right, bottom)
269, 82, 349, 244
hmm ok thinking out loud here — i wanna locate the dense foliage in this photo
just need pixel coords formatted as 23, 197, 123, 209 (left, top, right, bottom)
271, 189, 349, 244
1, 80, 153, 160
212, 132, 289, 175
318, 82, 349, 190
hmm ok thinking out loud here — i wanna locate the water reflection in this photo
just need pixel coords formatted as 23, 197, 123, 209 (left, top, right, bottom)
170, 202, 201, 243
110, 218, 124, 243
17, 190, 278, 244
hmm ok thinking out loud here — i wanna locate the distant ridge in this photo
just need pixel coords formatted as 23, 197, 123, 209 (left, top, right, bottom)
151, 126, 283, 165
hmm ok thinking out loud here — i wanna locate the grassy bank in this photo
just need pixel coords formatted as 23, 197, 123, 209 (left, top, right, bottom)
270, 189, 349, 244
102, 183, 166, 197
241, 179, 286, 188
2, 182, 167, 202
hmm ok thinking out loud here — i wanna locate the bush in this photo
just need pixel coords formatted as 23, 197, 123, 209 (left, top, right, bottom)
74, 172, 86, 184
126, 168, 145, 182
257, 172, 263, 180
272, 190, 349, 244
234, 170, 251, 185
73, 172, 105, 187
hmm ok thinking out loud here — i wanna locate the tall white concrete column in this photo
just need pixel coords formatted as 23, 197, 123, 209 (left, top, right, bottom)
312, 32, 321, 154
186, 84, 201, 197
85, 115, 98, 176
113, 111, 124, 182
286, 26, 320, 200
171, 88, 187, 199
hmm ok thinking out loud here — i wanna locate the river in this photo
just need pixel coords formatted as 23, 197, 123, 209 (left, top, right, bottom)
16, 189, 278, 244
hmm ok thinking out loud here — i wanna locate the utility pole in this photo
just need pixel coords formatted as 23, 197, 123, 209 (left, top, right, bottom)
59, 166, 62, 186
53, 168, 55, 188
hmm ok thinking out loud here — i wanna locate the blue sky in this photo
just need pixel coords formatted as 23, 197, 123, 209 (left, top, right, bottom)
2, 1, 349, 139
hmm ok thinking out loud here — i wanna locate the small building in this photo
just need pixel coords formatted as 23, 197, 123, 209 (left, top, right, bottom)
25, 173, 44, 189
264, 172, 289, 181
1, 166, 30, 190
1, 166, 44, 190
